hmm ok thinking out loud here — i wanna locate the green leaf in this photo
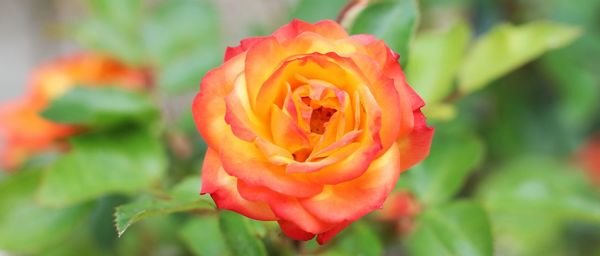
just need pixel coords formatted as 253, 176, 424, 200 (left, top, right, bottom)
180, 216, 231, 256
458, 21, 582, 93
350, 0, 419, 67
477, 157, 600, 255
74, 19, 143, 64
0, 170, 90, 253
143, 0, 221, 94
87, 0, 141, 30
290, 0, 348, 23
42, 87, 157, 128
114, 177, 214, 237
401, 129, 484, 205
407, 201, 493, 256
334, 222, 383, 256
77, 0, 143, 64
114, 197, 212, 237
219, 211, 267, 256
37, 129, 166, 207
156, 46, 220, 94
407, 22, 471, 103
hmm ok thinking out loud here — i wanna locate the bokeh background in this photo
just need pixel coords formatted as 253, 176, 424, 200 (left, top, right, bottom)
0, 0, 290, 101
1, 0, 600, 255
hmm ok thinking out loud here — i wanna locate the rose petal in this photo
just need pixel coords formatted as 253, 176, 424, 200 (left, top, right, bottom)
316, 221, 351, 245
220, 133, 323, 198
200, 149, 277, 221
398, 110, 434, 171
273, 19, 348, 43
301, 143, 402, 223
193, 53, 246, 153
237, 180, 334, 234
224, 36, 268, 62
278, 220, 315, 241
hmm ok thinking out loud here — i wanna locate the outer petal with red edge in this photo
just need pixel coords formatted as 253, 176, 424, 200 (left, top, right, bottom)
193, 53, 246, 153
278, 220, 315, 241
237, 180, 335, 235
200, 148, 277, 221
273, 19, 348, 43
224, 36, 268, 62
398, 110, 434, 171
317, 222, 351, 245
300, 143, 402, 223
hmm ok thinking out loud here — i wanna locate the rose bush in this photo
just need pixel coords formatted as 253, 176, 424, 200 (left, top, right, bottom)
193, 19, 433, 244
0, 53, 148, 170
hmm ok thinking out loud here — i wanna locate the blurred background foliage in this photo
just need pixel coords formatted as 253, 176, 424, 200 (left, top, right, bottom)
0, 0, 599, 255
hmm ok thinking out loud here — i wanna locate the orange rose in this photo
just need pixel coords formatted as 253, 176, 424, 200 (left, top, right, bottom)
193, 20, 433, 244
0, 53, 148, 170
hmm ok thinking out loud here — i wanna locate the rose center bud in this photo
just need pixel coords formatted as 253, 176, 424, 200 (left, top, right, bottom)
309, 107, 337, 134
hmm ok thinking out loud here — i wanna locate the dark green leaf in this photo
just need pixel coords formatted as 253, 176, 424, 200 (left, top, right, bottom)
42, 87, 157, 128
0, 170, 90, 253
180, 216, 231, 256
290, 0, 348, 23
219, 211, 267, 256
37, 129, 166, 207
458, 21, 581, 93
477, 157, 600, 255
401, 129, 484, 205
407, 201, 493, 256
114, 197, 212, 237
114, 177, 214, 237
350, 0, 419, 67
334, 222, 383, 256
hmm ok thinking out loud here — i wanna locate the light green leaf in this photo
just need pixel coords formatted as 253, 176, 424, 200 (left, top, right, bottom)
41, 87, 158, 128
407, 22, 471, 103
290, 0, 348, 23
401, 129, 484, 205
77, 0, 142, 64
219, 211, 267, 256
0, 170, 90, 254
422, 103, 457, 122
156, 46, 220, 94
114, 177, 214, 237
458, 21, 581, 93
74, 19, 143, 64
37, 129, 166, 207
180, 216, 231, 256
407, 201, 493, 256
350, 0, 419, 67
87, 0, 141, 30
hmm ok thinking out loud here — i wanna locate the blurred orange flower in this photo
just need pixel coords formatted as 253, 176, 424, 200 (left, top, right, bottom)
193, 20, 433, 244
378, 191, 421, 234
0, 53, 149, 171
577, 134, 600, 185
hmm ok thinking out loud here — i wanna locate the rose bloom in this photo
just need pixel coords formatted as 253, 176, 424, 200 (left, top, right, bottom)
193, 20, 433, 244
0, 53, 148, 170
